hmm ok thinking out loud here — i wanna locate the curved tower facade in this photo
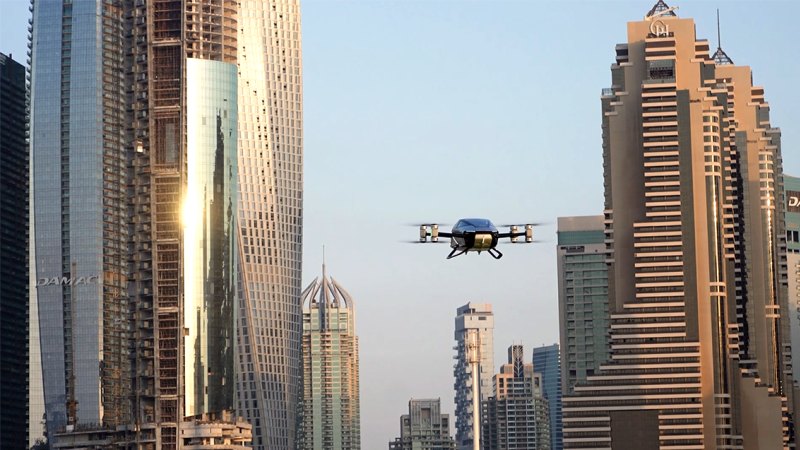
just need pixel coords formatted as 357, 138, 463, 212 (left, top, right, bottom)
234, 1, 304, 449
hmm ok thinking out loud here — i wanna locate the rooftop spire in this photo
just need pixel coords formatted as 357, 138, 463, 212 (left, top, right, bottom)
646, 0, 678, 19
712, 9, 734, 65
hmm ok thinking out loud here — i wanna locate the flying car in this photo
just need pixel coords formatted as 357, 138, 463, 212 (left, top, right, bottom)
414, 218, 536, 259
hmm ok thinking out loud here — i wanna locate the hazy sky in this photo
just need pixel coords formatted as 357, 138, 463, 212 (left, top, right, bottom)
2, 1, 798, 448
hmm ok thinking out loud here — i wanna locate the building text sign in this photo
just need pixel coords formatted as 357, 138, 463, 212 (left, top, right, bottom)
36, 275, 100, 287
788, 191, 800, 213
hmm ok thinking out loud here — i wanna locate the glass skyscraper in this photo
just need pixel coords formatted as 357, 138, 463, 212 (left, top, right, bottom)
556, 215, 610, 395
298, 263, 361, 450
29, 1, 252, 448
562, 2, 796, 447
532, 344, 562, 450
31, 1, 130, 437
0, 51, 29, 450
785, 174, 800, 422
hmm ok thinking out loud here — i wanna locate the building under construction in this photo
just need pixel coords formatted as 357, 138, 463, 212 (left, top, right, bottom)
29, 0, 269, 448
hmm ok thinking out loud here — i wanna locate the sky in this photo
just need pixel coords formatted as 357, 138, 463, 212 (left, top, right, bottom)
2, 0, 799, 449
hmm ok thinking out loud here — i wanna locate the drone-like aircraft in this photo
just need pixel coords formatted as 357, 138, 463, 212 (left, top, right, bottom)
414, 218, 536, 260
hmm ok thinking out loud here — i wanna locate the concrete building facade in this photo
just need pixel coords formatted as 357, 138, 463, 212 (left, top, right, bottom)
482, 345, 550, 450
453, 303, 494, 450
298, 263, 361, 450
562, 2, 796, 448
556, 216, 610, 396
389, 399, 456, 450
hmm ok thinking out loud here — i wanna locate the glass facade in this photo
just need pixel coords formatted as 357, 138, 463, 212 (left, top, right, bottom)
32, 0, 130, 438
31, 0, 68, 436
532, 344, 562, 450
31, 2, 246, 447
785, 175, 800, 392
556, 216, 609, 395
184, 58, 239, 416
0, 52, 29, 450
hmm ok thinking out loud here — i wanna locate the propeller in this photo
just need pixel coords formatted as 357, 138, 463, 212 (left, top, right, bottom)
496, 222, 549, 227
403, 222, 451, 227
399, 239, 450, 244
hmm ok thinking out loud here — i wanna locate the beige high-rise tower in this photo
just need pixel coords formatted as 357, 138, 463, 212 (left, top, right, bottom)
562, 2, 795, 449
298, 263, 361, 450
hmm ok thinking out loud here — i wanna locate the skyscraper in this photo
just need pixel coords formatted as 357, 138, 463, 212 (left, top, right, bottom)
562, 2, 796, 448
389, 399, 456, 450
0, 51, 29, 450
298, 263, 360, 450
31, 0, 132, 438
532, 344, 562, 450
785, 174, 800, 422
453, 303, 495, 450
482, 345, 550, 450
234, 2, 304, 449
556, 216, 610, 395
30, 1, 247, 448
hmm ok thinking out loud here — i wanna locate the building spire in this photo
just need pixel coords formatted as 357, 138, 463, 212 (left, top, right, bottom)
646, 0, 678, 19
712, 9, 734, 65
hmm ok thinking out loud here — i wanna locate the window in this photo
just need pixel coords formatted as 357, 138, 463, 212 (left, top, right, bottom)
648, 60, 675, 81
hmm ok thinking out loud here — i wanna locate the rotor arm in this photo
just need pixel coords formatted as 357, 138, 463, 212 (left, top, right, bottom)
498, 224, 534, 242
419, 224, 452, 242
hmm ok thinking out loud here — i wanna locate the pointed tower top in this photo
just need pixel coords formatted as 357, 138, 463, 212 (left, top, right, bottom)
713, 9, 734, 65
646, 0, 678, 19
322, 244, 327, 279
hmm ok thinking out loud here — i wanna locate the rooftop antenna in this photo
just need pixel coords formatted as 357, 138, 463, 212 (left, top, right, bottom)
712, 9, 734, 65
321, 245, 328, 328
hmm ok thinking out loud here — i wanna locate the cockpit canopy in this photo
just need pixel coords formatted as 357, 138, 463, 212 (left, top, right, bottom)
453, 218, 497, 233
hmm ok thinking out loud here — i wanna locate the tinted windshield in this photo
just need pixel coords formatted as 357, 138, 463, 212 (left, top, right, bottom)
464, 218, 491, 227
454, 218, 494, 230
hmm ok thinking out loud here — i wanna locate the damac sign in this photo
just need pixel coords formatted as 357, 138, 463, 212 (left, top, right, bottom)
36, 275, 100, 287
788, 190, 800, 213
